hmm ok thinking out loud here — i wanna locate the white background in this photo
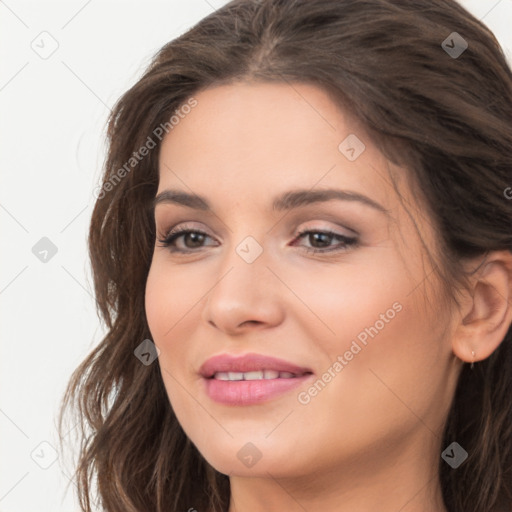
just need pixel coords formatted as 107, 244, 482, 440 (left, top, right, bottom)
1, 1, 511, 510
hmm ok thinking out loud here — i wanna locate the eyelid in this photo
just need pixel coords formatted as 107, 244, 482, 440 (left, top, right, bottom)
292, 220, 357, 238
159, 221, 217, 240
157, 220, 360, 257
158, 220, 355, 241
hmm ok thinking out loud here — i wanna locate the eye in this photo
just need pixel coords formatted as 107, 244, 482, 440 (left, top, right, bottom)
291, 229, 358, 253
156, 226, 359, 254
157, 226, 218, 252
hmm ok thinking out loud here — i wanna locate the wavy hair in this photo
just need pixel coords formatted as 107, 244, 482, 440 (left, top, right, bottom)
59, 1, 512, 510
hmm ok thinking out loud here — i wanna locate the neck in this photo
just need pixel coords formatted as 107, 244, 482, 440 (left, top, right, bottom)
227, 435, 448, 512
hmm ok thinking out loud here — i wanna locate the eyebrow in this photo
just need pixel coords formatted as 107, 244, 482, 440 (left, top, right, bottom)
152, 188, 389, 215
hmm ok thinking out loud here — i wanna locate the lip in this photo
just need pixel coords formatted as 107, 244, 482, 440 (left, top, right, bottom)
199, 353, 314, 406
199, 352, 312, 378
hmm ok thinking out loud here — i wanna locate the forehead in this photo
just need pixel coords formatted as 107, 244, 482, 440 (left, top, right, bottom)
157, 82, 399, 212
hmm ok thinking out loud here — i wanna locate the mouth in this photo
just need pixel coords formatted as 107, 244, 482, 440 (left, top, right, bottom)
211, 369, 308, 381
199, 353, 314, 406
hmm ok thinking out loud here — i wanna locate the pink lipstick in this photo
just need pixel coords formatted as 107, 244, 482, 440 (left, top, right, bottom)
199, 353, 314, 406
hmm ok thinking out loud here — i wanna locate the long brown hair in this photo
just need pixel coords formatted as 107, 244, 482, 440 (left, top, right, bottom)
58, 1, 512, 510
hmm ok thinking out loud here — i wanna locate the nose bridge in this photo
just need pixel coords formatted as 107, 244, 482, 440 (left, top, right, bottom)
213, 233, 271, 298
202, 230, 284, 331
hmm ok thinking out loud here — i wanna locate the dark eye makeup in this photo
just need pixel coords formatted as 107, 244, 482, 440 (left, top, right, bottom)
156, 225, 359, 255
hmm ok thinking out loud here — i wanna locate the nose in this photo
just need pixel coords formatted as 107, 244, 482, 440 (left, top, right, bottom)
201, 241, 286, 336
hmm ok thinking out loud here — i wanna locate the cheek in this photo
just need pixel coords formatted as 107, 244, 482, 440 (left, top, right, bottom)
286, 256, 411, 356
145, 270, 169, 349
144, 257, 218, 380
299, 283, 446, 447
144, 261, 196, 391
144, 261, 203, 428
290, 256, 444, 420
145, 258, 204, 341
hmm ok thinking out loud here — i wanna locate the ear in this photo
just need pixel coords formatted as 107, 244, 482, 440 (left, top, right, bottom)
451, 250, 512, 364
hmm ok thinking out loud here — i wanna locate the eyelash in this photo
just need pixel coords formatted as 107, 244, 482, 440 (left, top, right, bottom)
156, 226, 358, 255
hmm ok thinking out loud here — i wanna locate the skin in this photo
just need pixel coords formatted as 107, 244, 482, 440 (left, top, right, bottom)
144, 82, 512, 512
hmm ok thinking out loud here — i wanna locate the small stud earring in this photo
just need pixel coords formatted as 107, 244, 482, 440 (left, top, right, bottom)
470, 350, 475, 370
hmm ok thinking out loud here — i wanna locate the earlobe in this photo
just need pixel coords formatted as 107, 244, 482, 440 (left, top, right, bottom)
451, 250, 512, 365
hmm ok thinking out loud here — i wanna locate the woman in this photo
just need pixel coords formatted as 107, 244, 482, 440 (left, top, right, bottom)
59, 1, 512, 511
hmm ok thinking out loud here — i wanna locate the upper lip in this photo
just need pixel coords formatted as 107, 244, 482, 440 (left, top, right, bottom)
199, 353, 313, 378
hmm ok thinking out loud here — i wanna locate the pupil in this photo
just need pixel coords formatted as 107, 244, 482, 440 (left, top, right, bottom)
186, 233, 204, 247
311, 233, 331, 247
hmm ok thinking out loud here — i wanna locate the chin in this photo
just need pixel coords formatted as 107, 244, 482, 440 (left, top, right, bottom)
191, 434, 294, 477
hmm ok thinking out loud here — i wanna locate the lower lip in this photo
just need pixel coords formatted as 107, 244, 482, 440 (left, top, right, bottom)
203, 375, 312, 406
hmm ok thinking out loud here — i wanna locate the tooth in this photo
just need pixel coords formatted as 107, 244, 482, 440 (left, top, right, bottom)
214, 370, 298, 381
243, 371, 264, 380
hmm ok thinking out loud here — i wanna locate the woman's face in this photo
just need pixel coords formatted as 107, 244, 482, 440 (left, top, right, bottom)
145, 82, 461, 479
